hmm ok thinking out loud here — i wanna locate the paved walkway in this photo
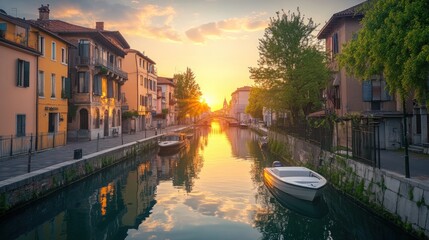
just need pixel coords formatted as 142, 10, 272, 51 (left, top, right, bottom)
0, 126, 186, 181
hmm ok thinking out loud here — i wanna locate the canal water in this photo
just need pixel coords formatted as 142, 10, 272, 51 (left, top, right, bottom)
0, 122, 417, 240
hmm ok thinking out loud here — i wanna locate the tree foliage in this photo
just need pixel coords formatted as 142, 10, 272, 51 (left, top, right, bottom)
339, 0, 429, 101
174, 68, 205, 120
249, 9, 330, 123
245, 87, 264, 118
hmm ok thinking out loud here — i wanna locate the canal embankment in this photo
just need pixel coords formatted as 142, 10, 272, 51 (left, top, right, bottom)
0, 126, 189, 217
267, 130, 429, 239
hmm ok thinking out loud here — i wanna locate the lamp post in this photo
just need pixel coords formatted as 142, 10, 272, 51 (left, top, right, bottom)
403, 99, 410, 178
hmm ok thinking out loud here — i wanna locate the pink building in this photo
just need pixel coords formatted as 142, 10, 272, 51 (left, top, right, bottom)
318, 2, 409, 150
0, 12, 39, 143
157, 77, 177, 127
229, 86, 251, 123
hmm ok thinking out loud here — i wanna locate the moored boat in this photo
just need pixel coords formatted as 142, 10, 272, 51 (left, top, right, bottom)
264, 176, 328, 218
158, 133, 187, 154
263, 166, 327, 201
258, 136, 268, 149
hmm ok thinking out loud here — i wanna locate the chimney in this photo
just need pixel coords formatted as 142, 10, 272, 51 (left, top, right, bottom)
96, 22, 104, 31
38, 4, 50, 20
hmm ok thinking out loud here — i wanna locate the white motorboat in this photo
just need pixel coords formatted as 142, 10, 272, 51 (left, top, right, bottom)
158, 133, 187, 154
263, 166, 327, 201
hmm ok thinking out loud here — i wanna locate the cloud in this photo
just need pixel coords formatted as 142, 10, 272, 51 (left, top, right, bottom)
186, 16, 268, 43
50, 1, 182, 42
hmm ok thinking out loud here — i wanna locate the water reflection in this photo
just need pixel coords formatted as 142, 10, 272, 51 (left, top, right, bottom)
0, 124, 418, 240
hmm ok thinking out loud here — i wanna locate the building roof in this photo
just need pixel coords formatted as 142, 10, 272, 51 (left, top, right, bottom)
31, 19, 130, 56
157, 76, 175, 86
317, 1, 366, 39
126, 49, 156, 64
232, 86, 251, 94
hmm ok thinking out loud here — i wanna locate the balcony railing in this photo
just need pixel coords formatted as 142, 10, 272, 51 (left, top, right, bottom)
94, 58, 128, 79
74, 56, 128, 79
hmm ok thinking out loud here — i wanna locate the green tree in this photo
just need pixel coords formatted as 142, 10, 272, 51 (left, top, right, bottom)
245, 87, 264, 119
249, 9, 330, 124
174, 67, 204, 121
339, 0, 429, 101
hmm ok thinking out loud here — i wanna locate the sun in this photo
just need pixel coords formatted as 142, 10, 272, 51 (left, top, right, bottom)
200, 95, 214, 108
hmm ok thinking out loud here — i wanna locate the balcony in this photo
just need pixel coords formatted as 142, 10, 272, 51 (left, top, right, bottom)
94, 58, 128, 80
74, 56, 128, 80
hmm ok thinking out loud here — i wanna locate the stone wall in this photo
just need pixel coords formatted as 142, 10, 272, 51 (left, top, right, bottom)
268, 131, 429, 238
0, 136, 159, 216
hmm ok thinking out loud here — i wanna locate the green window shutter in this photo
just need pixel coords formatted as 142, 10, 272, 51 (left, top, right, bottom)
65, 77, 71, 99
23, 61, 30, 87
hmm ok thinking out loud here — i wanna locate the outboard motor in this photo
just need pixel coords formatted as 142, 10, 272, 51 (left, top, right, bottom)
272, 161, 282, 167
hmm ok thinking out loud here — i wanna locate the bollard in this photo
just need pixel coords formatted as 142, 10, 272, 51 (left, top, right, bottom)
74, 149, 82, 159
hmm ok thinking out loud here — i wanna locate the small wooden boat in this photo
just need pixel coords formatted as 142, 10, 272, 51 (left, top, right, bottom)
263, 166, 327, 201
158, 133, 187, 153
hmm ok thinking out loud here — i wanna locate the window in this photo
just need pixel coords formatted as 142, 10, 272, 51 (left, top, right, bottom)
0, 22, 6, 38
139, 58, 142, 68
38, 71, 45, 97
334, 86, 340, 109
61, 48, 66, 64
17, 59, 30, 87
107, 79, 113, 98
93, 75, 102, 95
61, 76, 66, 98
16, 114, 26, 137
78, 72, 89, 93
332, 33, 339, 54
51, 42, 56, 60
144, 78, 148, 88
38, 35, 45, 56
140, 75, 143, 86
362, 79, 392, 102
51, 74, 56, 98
78, 40, 90, 64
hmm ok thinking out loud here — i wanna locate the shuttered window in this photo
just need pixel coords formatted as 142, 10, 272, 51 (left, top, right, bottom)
17, 59, 30, 87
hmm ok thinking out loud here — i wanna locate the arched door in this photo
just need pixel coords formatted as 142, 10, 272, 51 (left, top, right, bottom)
79, 109, 88, 130
104, 110, 109, 137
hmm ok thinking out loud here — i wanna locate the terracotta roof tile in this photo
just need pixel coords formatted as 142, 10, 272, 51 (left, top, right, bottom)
317, 1, 366, 39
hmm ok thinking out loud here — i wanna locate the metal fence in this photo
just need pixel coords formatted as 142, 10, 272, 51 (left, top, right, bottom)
351, 122, 380, 167
273, 119, 380, 168
273, 121, 333, 152
0, 132, 66, 158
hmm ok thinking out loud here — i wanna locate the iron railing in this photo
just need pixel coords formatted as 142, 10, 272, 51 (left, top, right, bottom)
0, 131, 66, 158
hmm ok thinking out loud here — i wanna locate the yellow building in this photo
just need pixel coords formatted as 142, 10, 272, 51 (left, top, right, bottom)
31, 5, 73, 150
34, 5, 129, 140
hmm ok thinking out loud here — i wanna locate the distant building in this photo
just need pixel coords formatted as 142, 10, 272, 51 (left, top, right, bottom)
122, 49, 157, 132
33, 5, 130, 140
229, 86, 251, 123
157, 76, 177, 127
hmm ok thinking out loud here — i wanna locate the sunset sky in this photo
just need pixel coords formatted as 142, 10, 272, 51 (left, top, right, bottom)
1, 0, 363, 110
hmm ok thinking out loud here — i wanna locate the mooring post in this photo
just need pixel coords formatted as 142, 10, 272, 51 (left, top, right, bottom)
27, 134, 33, 173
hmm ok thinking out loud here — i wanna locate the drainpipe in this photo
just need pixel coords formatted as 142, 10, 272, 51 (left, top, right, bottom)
134, 52, 139, 131
35, 47, 39, 151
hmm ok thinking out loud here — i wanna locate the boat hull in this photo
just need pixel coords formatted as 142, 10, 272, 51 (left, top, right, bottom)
263, 167, 326, 201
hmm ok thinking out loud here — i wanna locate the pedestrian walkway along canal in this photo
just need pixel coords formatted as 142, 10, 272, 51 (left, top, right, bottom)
0, 122, 417, 239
